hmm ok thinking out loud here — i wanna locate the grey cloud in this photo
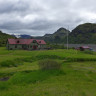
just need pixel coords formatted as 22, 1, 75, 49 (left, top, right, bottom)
0, 1, 30, 14
0, 0, 96, 36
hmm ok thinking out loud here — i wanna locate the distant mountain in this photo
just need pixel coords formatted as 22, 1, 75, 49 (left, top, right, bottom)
69, 23, 96, 44
34, 27, 70, 43
1, 23, 96, 47
12, 34, 32, 39
35, 23, 96, 44
0, 31, 15, 47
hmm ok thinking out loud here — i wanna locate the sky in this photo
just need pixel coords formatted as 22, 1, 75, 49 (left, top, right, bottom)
0, 0, 96, 36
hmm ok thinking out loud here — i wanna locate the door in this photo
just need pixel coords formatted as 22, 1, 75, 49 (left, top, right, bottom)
33, 45, 37, 50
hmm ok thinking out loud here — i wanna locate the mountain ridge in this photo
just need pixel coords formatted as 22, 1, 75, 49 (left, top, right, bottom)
1, 23, 96, 47
69, 23, 96, 44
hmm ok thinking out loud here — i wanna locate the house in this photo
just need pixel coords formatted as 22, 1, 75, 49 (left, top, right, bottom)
6, 39, 46, 50
76, 46, 90, 51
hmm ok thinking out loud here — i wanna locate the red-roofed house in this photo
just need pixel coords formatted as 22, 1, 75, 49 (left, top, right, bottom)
76, 46, 90, 51
7, 39, 46, 50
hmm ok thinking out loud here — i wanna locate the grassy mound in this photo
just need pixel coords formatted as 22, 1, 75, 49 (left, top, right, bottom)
38, 59, 61, 70
0, 60, 23, 67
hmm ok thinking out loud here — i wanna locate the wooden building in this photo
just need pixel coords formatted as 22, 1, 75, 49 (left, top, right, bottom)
6, 39, 46, 50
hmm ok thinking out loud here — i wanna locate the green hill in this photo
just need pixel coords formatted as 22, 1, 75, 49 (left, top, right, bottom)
35, 27, 70, 43
44, 27, 70, 43
44, 23, 96, 44
1, 23, 96, 45
69, 23, 96, 44
35, 23, 96, 44
0, 31, 15, 47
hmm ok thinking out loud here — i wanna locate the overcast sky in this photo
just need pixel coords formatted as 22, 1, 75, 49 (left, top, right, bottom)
0, 0, 96, 36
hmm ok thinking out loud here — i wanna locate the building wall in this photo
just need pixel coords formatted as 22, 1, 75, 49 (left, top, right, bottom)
38, 44, 46, 49
28, 42, 38, 50
7, 41, 46, 50
7, 44, 23, 50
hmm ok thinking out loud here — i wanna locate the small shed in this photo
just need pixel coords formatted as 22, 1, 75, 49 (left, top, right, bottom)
76, 46, 90, 51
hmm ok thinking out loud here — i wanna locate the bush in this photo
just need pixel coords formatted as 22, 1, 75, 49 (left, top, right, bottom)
38, 59, 61, 70
50, 44, 66, 49
0, 60, 23, 67
9, 70, 65, 85
15, 57, 34, 63
36, 55, 63, 60
83, 50, 94, 55
0, 82, 9, 90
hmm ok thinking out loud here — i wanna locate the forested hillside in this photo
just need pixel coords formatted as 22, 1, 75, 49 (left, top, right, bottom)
35, 27, 70, 43
1, 23, 96, 47
35, 23, 96, 44
69, 23, 96, 44
0, 31, 14, 47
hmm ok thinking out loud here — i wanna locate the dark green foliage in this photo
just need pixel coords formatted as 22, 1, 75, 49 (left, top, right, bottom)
9, 70, 64, 85
67, 57, 96, 62
54, 36, 61, 43
35, 55, 64, 60
38, 59, 61, 70
69, 23, 96, 44
0, 72, 14, 78
35, 23, 96, 44
0, 70, 65, 90
0, 82, 9, 90
0, 60, 23, 67
87, 71, 93, 74
0, 60, 16, 67
34, 27, 70, 43
83, 50, 94, 55
15, 57, 34, 63
0, 31, 14, 47
49, 44, 66, 49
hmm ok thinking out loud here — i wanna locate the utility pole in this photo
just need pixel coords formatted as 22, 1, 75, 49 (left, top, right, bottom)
67, 26, 69, 50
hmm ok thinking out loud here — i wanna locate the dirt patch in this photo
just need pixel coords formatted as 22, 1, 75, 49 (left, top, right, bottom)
0, 77, 10, 81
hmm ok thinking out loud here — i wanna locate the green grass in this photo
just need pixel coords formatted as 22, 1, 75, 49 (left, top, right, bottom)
0, 47, 96, 96
38, 59, 61, 70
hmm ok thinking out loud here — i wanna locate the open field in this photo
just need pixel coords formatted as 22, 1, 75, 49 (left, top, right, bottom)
0, 47, 96, 96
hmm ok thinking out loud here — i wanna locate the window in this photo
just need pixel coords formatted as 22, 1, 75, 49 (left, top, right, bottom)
15, 45, 17, 48
39, 41, 41, 43
17, 40, 20, 43
22, 45, 24, 48
10, 48, 13, 50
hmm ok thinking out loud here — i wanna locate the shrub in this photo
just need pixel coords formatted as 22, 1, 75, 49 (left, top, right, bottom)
36, 55, 63, 60
15, 57, 34, 63
38, 59, 61, 70
49, 44, 66, 49
0, 82, 9, 90
0, 60, 15, 67
83, 50, 94, 55
9, 70, 65, 85
0, 60, 23, 67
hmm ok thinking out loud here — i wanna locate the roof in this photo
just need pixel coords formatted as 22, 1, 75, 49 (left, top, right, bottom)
8, 39, 46, 45
36, 40, 46, 45
80, 46, 90, 49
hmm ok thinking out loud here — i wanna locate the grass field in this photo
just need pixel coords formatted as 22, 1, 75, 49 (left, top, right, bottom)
0, 47, 96, 96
